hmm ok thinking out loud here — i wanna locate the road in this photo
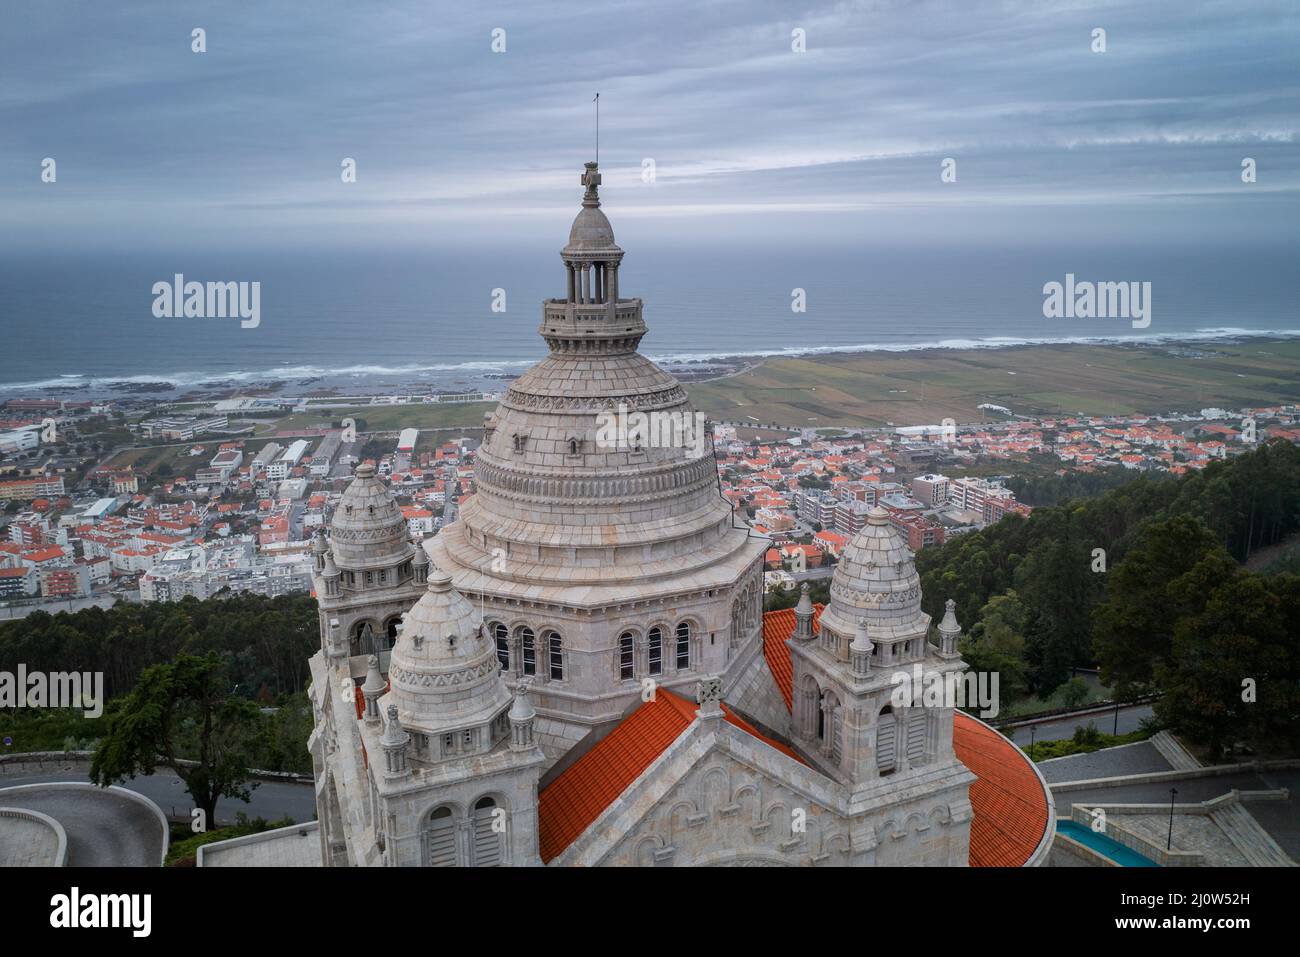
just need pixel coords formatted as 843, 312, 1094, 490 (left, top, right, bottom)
0, 594, 121, 620
0, 766, 317, 827
999, 703, 1155, 745
0, 783, 165, 866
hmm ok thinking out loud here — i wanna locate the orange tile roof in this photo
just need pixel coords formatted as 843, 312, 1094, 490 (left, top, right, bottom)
761, 606, 1048, 867
951, 711, 1050, 867
537, 688, 802, 864
761, 605, 822, 710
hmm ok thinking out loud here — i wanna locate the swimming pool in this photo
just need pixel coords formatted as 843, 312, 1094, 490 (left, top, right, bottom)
1057, 820, 1160, 867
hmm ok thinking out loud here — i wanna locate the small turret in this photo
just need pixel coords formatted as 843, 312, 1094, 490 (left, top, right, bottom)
412, 537, 429, 585
937, 598, 962, 659
794, 582, 815, 641
312, 527, 329, 573
380, 704, 411, 779
321, 550, 341, 599
851, 618, 873, 676
509, 678, 536, 752
362, 654, 386, 724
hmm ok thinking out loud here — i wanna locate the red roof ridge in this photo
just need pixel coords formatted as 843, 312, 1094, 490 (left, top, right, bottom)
537, 687, 804, 863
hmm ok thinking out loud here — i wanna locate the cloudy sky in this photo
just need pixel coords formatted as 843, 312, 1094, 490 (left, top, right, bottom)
3, 0, 1297, 249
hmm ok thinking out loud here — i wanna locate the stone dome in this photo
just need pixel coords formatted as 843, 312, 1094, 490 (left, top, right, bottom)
562, 161, 621, 256
819, 506, 931, 644
429, 161, 757, 594
329, 463, 415, 570
566, 205, 617, 251
387, 567, 510, 730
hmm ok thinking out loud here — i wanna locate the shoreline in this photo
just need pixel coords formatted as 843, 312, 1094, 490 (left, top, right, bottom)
3, 329, 1298, 405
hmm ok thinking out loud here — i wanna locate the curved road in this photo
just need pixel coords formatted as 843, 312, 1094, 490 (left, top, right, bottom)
0, 783, 165, 866
0, 768, 317, 828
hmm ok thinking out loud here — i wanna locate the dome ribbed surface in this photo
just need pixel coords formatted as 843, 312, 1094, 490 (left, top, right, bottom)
388, 568, 510, 729
819, 507, 930, 643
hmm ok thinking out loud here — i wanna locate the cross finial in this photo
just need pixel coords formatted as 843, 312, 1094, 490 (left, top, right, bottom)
581, 161, 601, 207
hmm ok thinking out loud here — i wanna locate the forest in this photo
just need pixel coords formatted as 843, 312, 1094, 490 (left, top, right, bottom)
915, 440, 1300, 758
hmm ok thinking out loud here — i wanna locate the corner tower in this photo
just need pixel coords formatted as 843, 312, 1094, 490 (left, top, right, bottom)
788, 506, 975, 865
428, 162, 768, 762
313, 463, 426, 661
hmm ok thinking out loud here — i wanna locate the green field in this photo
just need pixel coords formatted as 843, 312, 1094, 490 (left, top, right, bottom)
103, 442, 226, 479
688, 340, 1300, 427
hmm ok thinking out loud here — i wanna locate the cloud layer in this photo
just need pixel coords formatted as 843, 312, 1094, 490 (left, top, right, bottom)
2, 0, 1297, 246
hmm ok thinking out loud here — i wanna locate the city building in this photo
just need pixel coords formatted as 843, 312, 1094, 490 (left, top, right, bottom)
0, 476, 66, 502
912, 473, 950, 507
38, 562, 91, 599
138, 414, 229, 440
268, 439, 309, 480
0, 566, 38, 599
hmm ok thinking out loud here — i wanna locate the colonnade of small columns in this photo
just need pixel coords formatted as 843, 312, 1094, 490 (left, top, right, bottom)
565, 260, 619, 304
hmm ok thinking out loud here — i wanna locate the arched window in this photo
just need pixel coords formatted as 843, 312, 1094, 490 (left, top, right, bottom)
471, 797, 502, 867
520, 628, 536, 676
647, 627, 663, 676
675, 622, 691, 670
424, 806, 456, 866
619, 632, 635, 680
384, 616, 401, 648
548, 633, 563, 681
877, 705, 897, 775
493, 623, 509, 671
906, 708, 927, 765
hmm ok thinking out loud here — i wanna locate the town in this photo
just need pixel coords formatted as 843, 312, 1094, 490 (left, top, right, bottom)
2, 389, 1296, 614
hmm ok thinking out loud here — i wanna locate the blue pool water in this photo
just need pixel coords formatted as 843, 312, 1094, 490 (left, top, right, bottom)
1057, 820, 1160, 867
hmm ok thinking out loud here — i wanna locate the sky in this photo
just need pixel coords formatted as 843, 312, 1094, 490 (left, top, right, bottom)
2, 0, 1298, 250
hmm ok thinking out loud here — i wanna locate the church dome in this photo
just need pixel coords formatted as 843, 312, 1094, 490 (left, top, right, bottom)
329, 463, 415, 570
430, 161, 754, 591
566, 205, 616, 251
819, 506, 930, 644
562, 161, 620, 255
387, 567, 510, 729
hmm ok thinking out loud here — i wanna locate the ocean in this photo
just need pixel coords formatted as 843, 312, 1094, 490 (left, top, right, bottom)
0, 240, 1296, 398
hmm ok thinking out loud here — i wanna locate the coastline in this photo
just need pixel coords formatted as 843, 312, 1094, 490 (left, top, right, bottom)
3, 328, 1298, 406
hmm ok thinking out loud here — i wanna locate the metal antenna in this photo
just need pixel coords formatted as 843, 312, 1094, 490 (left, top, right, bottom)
594, 92, 600, 164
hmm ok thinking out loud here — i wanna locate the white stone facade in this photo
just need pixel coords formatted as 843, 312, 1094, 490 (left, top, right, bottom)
306, 162, 1048, 868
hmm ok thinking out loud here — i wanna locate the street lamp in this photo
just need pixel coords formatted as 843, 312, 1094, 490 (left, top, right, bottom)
1166, 787, 1178, 851
1029, 724, 1036, 762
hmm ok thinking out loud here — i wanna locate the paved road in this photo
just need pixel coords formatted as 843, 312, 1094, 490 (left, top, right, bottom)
0, 594, 119, 620
1001, 704, 1155, 745
0, 767, 317, 826
0, 783, 165, 866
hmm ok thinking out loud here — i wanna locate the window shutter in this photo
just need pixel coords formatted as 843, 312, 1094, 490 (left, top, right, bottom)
876, 714, 896, 773
907, 710, 927, 765
426, 815, 456, 866
472, 807, 502, 867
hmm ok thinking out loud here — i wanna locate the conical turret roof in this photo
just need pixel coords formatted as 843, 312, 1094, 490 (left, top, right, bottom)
819, 506, 931, 643
387, 566, 510, 731
329, 463, 414, 569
